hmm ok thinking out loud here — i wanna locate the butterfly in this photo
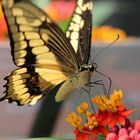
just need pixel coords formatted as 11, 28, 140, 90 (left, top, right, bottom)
0, 0, 96, 106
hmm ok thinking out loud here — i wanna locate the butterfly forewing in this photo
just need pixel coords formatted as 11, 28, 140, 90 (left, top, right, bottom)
66, 0, 93, 64
2, 0, 79, 69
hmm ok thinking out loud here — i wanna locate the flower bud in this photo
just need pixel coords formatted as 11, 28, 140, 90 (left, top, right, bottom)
118, 128, 129, 137
134, 120, 140, 132
106, 133, 118, 140
110, 125, 119, 135
118, 134, 131, 140
129, 129, 139, 139
135, 133, 140, 140
127, 127, 133, 133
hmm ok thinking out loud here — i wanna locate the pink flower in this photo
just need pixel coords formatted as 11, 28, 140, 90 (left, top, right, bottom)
135, 133, 140, 140
118, 128, 129, 137
134, 120, 140, 132
110, 125, 119, 135
129, 129, 139, 139
128, 127, 133, 133
118, 134, 131, 140
106, 133, 118, 140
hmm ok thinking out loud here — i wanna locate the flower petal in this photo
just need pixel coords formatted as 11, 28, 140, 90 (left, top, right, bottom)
119, 109, 134, 117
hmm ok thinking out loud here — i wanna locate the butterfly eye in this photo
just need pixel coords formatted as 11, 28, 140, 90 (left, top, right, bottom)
93, 63, 98, 70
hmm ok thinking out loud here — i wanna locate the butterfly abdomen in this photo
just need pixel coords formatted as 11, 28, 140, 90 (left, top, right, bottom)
55, 70, 93, 102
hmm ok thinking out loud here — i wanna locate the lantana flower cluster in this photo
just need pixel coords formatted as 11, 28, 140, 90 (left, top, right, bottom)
66, 90, 134, 140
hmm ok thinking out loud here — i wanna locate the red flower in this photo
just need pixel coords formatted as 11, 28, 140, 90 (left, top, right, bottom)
74, 113, 108, 140
109, 104, 134, 127
96, 110, 111, 126
74, 129, 93, 140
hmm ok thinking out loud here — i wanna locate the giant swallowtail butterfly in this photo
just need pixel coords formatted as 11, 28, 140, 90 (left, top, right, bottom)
0, 0, 96, 105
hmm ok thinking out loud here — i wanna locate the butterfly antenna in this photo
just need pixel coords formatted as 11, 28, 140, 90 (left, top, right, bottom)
89, 55, 93, 64
93, 34, 120, 61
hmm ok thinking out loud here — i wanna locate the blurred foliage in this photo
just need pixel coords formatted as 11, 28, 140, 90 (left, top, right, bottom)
31, 0, 50, 8
92, 25, 127, 43
58, 18, 71, 32
93, 1, 117, 26
0, 0, 128, 42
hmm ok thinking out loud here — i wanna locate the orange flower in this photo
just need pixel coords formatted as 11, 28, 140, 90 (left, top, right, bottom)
93, 90, 134, 127
92, 25, 127, 43
92, 90, 124, 112
66, 90, 134, 139
66, 102, 108, 140
0, 4, 7, 41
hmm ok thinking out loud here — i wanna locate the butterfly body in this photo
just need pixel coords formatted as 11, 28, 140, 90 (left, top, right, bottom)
56, 64, 96, 102
0, 0, 94, 105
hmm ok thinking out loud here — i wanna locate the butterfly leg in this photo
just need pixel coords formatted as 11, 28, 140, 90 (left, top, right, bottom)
81, 87, 96, 113
86, 80, 109, 98
85, 81, 112, 111
95, 70, 112, 94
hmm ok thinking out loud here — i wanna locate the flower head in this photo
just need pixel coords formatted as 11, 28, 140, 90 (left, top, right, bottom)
93, 90, 134, 127
66, 90, 135, 140
85, 114, 98, 130
92, 90, 123, 112
66, 112, 83, 130
77, 102, 89, 114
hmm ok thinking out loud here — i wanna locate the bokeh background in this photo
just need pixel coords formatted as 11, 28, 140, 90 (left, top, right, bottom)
0, 0, 140, 139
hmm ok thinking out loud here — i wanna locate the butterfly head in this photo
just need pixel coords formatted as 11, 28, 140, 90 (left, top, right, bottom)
89, 63, 97, 72
80, 63, 97, 72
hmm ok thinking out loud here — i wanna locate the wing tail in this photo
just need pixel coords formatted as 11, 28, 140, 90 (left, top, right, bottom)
1, 67, 46, 105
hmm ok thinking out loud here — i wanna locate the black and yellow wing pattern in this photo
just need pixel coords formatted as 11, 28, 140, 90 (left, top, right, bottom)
66, 0, 93, 64
0, 0, 93, 105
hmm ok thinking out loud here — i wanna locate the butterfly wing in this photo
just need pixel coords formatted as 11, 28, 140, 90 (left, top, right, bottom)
2, 0, 79, 69
66, 0, 93, 64
2, 66, 72, 105
1, 0, 80, 105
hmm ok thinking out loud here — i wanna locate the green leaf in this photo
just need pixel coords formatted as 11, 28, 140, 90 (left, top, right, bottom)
58, 18, 71, 32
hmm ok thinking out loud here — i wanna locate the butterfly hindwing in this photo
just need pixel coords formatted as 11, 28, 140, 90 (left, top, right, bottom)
1, 66, 71, 105
66, 0, 93, 64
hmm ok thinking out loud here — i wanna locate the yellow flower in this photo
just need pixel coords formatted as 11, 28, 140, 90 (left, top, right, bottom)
77, 102, 89, 114
92, 95, 108, 111
66, 112, 83, 129
92, 90, 124, 113
85, 115, 98, 130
